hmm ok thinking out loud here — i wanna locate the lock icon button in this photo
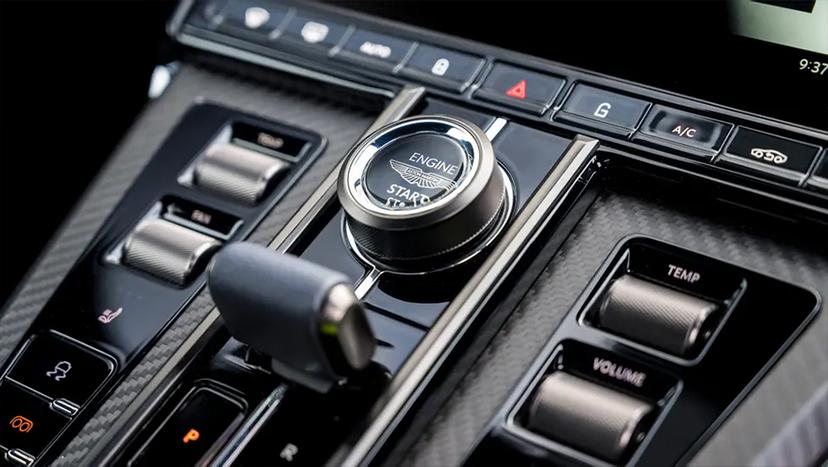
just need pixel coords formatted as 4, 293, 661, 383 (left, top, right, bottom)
431, 58, 450, 76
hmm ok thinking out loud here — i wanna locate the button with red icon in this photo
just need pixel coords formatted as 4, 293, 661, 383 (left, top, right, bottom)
474, 63, 565, 115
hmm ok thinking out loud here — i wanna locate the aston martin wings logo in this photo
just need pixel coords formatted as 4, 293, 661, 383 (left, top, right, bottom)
389, 160, 458, 191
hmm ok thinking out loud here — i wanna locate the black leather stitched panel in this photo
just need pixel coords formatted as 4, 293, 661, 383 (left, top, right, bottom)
402, 183, 828, 467
0, 63, 374, 465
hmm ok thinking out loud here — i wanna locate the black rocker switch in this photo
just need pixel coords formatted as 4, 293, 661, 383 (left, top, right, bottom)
207, 243, 376, 392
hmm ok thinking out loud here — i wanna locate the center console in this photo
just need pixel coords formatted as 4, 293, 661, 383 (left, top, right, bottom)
0, 1, 826, 466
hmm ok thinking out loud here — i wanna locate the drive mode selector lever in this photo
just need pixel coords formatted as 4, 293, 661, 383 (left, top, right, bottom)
338, 115, 508, 267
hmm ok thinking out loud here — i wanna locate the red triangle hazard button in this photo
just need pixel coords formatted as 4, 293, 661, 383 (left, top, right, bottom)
506, 79, 527, 100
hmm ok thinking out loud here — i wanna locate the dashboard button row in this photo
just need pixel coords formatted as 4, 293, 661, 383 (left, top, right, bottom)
203, 1, 486, 93
194, 1, 826, 194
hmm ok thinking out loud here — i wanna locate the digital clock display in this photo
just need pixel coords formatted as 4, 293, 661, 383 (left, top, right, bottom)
799, 58, 828, 75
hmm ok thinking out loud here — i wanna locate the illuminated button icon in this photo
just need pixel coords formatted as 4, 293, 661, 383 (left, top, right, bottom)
243, 7, 270, 30
9, 415, 34, 433
750, 148, 788, 165
431, 58, 450, 76
98, 307, 123, 324
593, 102, 612, 119
505, 79, 527, 99
45, 361, 72, 381
671, 125, 697, 139
279, 443, 299, 462
300, 21, 329, 44
182, 428, 200, 444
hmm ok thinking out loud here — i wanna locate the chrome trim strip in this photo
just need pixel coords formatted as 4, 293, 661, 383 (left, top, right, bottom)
342, 136, 600, 466
212, 385, 289, 467
485, 118, 508, 141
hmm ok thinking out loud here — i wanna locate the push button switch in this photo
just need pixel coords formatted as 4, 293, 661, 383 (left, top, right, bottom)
278, 12, 348, 50
217, 0, 288, 39
335, 29, 414, 71
0, 383, 69, 458
557, 84, 650, 136
636, 105, 732, 157
400, 45, 485, 92
7, 334, 113, 407
475, 63, 565, 115
129, 387, 244, 466
718, 127, 821, 184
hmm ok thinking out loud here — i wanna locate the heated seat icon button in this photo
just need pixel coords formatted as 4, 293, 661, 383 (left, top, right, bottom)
6, 333, 114, 407
475, 63, 565, 115
0, 382, 69, 457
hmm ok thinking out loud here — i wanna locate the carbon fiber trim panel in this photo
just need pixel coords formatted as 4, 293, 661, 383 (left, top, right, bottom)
0, 63, 374, 464
403, 183, 828, 466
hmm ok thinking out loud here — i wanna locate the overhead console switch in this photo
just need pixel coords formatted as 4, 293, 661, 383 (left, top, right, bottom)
337, 115, 509, 268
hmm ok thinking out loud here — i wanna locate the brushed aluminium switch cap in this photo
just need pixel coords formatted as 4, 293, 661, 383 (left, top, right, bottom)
193, 142, 289, 205
123, 219, 221, 285
598, 275, 718, 356
527, 372, 653, 463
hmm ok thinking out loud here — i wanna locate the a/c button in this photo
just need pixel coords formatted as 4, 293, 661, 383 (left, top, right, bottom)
636, 105, 732, 158
557, 85, 650, 136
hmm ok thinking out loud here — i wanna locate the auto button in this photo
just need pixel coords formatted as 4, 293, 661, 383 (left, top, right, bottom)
335, 29, 414, 71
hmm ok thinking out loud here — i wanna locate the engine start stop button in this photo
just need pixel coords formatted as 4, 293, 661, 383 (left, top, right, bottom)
363, 133, 468, 210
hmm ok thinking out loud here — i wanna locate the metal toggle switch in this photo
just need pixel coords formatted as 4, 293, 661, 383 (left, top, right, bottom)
193, 142, 289, 205
123, 219, 221, 285
526, 372, 653, 463
597, 275, 718, 356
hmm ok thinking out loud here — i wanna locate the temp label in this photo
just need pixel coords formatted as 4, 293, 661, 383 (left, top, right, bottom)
667, 264, 701, 284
